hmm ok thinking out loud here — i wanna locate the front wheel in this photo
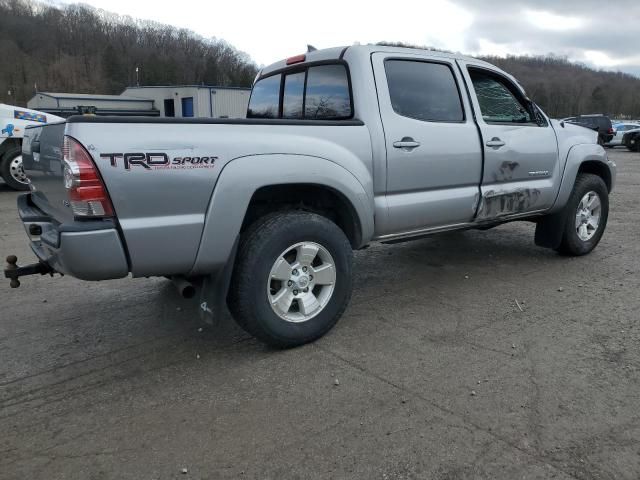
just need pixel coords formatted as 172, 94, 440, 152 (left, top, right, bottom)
228, 210, 353, 348
555, 173, 609, 256
1, 146, 30, 191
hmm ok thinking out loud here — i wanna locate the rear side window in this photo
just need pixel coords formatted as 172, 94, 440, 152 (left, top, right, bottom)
247, 64, 352, 120
469, 69, 533, 124
304, 65, 352, 119
385, 60, 464, 122
247, 74, 281, 118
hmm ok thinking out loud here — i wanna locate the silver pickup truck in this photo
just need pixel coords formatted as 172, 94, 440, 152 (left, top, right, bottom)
5, 45, 616, 347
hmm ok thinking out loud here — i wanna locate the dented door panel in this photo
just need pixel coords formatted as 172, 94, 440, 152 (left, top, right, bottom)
457, 61, 561, 221
475, 124, 559, 220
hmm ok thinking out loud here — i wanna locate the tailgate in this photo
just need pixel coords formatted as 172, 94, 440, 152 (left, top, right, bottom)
22, 122, 73, 223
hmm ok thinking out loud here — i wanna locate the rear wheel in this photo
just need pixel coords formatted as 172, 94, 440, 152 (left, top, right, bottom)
1, 146, 30, 191
556, 173, 609, 256
626, 136, 640, 152
228, 210, 353, 348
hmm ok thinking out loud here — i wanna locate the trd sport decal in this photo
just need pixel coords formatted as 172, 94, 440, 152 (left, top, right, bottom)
100, 153, 218, 170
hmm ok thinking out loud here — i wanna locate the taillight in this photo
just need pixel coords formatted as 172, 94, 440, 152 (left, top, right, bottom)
608, 127, 614, 134
62, 136, 114, 218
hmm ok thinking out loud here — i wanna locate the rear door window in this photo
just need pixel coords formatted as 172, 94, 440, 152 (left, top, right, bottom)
248, 64, 352, 120
247, 74, 281, 118
385, 60, 464, 122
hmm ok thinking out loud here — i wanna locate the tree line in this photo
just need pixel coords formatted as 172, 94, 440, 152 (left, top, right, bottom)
379, 42, 640, 119
482, 54, 640, 119
1, 4, 639, 119
0, 0, 258, 106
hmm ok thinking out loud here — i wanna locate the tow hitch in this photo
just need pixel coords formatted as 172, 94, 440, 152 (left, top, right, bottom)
4, 255, 55, 288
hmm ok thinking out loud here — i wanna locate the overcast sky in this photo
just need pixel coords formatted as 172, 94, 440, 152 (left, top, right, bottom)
59, 0, 640, 77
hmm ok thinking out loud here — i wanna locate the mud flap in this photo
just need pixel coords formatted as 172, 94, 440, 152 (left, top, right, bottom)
197, 235, 239, 326
198, 274, 222, 326
534, 209, 568, 249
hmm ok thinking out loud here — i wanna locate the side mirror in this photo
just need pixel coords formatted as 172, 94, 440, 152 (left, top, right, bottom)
531, 102, 547, 127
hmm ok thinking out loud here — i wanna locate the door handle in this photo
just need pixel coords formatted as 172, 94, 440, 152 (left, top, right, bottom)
486, 137, 505, 148
393, 137, 421, 151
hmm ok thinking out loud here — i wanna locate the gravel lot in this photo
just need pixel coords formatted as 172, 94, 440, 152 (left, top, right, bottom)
1, 148, 639, 480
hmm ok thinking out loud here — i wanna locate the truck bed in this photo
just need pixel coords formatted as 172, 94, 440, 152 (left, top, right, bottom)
22, 116, 372, 277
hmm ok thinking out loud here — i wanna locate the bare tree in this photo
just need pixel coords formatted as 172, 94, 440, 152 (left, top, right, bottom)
0, 0, 258, 105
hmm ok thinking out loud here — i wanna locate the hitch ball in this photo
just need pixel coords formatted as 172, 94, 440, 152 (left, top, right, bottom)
5, 255, 20, 288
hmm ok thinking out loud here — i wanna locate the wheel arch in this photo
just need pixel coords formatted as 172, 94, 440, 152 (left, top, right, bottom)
578, 160, 612, 192
189, 153, 374, 277
0, 138, 21, 159
549, 144, 615, 215
241, 183, 363, 249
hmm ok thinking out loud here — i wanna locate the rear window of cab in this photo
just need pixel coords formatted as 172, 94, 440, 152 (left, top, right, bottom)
247, 64, 353, 120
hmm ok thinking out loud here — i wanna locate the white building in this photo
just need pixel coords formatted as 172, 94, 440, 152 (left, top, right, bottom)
28, 85, 251, 119
121, 85, 251, 118
27, 92, 158, 117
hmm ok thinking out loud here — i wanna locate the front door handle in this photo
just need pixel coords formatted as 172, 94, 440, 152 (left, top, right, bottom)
393, 137, 421, 151
486, 137, 506, 148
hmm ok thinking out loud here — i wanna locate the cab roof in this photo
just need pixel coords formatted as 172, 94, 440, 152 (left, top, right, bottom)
259, 44, 499, 78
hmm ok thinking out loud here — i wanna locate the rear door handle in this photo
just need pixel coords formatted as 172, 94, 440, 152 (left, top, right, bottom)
486, 137, 505, 148
393, 137, 421, 151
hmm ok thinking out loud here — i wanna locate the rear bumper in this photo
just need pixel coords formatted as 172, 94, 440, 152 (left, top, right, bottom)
17, 194, 129, 280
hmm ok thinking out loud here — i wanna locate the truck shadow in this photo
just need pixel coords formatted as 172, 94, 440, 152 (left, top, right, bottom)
0, 224, 584, 415
0, 224, 571, 391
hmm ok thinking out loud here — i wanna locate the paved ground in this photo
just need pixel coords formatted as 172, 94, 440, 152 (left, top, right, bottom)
0, 148, 639, 480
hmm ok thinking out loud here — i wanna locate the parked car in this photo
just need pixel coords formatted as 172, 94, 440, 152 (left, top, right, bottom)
623, 129, 640, 152
564, 114, 614, 145
607, 123, 640, 147
0, 104, 63, 190
5, 45, 616, 347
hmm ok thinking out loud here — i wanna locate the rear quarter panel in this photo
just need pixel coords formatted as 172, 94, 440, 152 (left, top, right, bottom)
66, 121, 373, 277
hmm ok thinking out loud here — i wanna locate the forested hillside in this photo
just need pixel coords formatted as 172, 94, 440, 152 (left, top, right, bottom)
2, 1, 639, 119
482, 55, 640, 119
0, 0, 258, 106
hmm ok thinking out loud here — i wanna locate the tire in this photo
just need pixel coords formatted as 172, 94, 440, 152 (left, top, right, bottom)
1, 146, 30, 191
627, 137, 640, 152
555, 173, 609, 256
228, 210, 353, 348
